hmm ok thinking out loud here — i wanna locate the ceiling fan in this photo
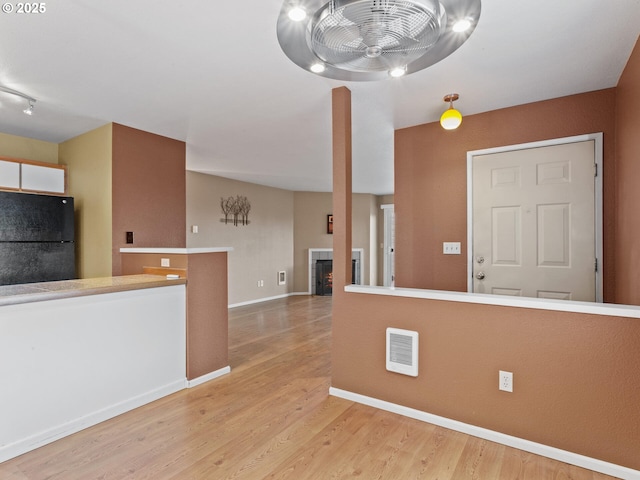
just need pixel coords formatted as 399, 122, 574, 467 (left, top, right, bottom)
277, 0, 482, 81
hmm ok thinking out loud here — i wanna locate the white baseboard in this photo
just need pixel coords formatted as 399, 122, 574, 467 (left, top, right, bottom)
0, 379, 186, 464
228, 292, 310, 309
186, 366, 231, 388
329, 387, 640, 480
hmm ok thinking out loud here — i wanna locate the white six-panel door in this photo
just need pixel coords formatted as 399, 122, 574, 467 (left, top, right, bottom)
471, 139, 597, 302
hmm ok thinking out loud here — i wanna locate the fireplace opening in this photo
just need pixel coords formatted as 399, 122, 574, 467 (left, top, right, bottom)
316, 260, 333, 296
315, 259, 358, 296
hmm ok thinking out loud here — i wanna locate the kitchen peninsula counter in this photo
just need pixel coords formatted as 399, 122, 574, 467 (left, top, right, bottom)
0, 274, 185, 307
1, 275, 187, 463
1, 248, 231, 463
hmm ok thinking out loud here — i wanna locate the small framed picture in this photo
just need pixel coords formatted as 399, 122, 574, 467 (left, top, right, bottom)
327, 214, 333, 234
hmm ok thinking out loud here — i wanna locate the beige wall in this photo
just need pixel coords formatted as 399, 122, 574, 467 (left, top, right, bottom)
0, 132, 58, 164
186, 171, 294, 306
293, 191, 380, 292
293, 192, 333, 292
59, 124, 113, 279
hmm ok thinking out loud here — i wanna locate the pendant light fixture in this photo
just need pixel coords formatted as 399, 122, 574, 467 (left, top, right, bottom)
277, 0, 481, 81
440, 93, 462, 130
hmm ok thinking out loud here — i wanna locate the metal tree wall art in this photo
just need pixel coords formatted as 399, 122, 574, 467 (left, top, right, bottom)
220, 195, 251, 226
220, 197, 235, 224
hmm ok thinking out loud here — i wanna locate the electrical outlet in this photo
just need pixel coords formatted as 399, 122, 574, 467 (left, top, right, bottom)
499, 370, 513, 392
161, 258, 170, 267
443, 242, 461, 254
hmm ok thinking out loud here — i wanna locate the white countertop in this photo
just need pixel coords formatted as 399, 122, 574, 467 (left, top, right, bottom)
120, 247, 233, 254
344, 284, 640, 319
0, 274, 186, 307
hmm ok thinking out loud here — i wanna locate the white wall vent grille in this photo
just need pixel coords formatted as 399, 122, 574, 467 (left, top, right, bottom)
386, 328, 419, 377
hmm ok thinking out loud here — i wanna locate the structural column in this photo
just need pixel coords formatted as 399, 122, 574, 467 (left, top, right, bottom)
332, 86, 353, 290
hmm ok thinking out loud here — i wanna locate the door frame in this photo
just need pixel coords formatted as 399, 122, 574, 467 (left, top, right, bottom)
466, 133, 603, 302
381, 204, 395, 287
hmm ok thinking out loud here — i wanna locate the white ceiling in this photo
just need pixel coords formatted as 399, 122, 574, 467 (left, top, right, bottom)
1, 1, 638, 194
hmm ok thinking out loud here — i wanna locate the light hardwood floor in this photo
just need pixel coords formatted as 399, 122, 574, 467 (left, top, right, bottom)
1, 296, 617, 479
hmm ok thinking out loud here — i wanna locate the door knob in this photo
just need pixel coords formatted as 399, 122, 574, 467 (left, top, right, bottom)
476, 271, 486, 280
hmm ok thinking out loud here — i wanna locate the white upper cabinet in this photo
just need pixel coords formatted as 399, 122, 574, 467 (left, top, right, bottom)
0, 157, 67, 194
21, 163, 66, 193
0, 160, 21, 190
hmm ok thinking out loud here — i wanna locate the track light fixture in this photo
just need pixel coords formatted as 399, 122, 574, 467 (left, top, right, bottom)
23, 100, 35, 116
0, 85, 37, 116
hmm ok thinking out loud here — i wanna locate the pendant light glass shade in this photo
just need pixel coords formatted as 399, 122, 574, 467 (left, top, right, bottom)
440, 106, 462, 129
440, 93, 462, 130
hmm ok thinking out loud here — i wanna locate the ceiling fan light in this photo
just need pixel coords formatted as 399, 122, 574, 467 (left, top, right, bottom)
389, 66, 407, 78
287, 6, 306, 21
452, 18, 472, 32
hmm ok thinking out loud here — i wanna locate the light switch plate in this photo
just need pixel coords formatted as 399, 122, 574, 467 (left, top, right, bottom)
443, 242, 461, 254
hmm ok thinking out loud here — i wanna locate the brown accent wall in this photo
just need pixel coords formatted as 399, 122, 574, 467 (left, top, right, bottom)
112, 124, 186, 275
614, 39, 640, 305
332, 60, 640, 469
184, 252, 229, 378
332, 87, 353, 288
395, 89, 617, 300
332, 292, 640, 471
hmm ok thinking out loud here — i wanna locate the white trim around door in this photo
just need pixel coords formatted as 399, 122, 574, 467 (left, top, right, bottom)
466, 133, 603, 302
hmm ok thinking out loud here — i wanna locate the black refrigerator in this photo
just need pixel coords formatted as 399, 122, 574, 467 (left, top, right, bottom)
0, 190, 76, 286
